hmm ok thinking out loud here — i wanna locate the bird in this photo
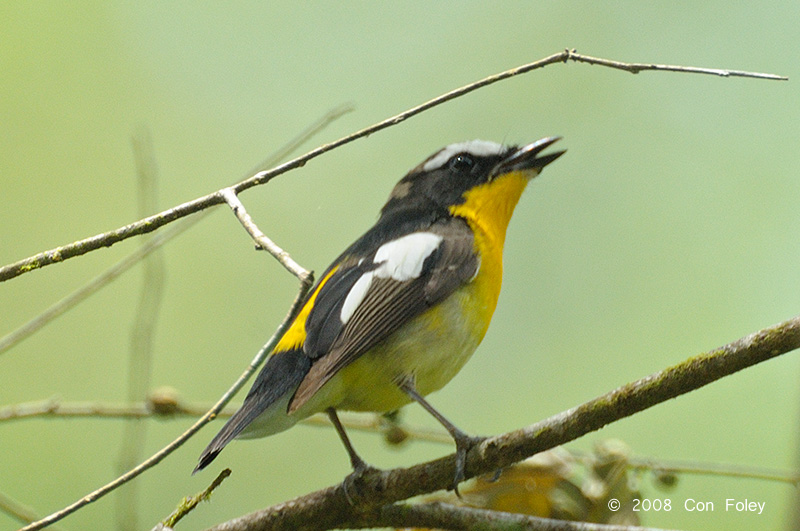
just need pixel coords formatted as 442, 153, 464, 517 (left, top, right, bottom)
195, 137, 565, 495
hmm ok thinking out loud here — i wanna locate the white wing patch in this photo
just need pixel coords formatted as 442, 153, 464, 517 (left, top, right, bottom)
339, 232, 443, 324
373, 232, 443, 281
422, 140, 506, 172
340, 273, 374, 325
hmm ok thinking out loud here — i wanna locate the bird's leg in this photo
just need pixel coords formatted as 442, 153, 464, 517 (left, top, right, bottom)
397, 379, 486, 497
326, 407, 380, 503
327, 407, 369, 471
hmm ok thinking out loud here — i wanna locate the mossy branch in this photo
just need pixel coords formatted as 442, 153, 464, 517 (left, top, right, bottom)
157, 469, 231, 530
204, 315, 800, 531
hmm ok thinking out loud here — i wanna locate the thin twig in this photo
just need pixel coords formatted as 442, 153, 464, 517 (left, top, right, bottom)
0, 104, 352, 356
13, 310, 800, 530
19, 280, 313, 531
0, 397, 452, 445
0, 398, 210, 421
565, 49, 787, 80
0, 50, 785, 283
4, 397, 797, 488
243, 104, 354, 176
158, 469, 232, 529
220, 189, 309, 281
0, 491, 64, 531
6, 105, 343, 529
0, 222, 187, 355
203, 315, 800, 531
628, 457, 800, 486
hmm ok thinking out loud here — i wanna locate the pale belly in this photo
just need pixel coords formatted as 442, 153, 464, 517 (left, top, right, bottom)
301, 280, 495, 415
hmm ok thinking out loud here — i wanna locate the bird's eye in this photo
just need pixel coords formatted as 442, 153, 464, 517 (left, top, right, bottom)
448, 153, 475, 172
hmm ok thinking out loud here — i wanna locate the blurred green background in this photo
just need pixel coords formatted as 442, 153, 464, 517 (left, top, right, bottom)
1, 3, 798, 530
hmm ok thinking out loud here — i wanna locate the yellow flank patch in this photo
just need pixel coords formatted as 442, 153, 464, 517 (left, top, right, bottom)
273, 265, 340, 353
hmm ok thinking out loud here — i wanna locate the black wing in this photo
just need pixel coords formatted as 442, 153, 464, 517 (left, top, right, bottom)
195, 216, 477, 471
289, 216, 478, 412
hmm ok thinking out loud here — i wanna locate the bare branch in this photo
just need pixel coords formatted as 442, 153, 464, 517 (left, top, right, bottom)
5, 397, 796, 488
0, 51, 785, 283
0, 222, 188, 355
0, 396, 454, 446
15, 141, 317, 528
243, 104, 354, 176
626, 456, 800, 486
0, 192, 223, 282
220, 189, 310, 282
0, 491, 64, 531
19, 276, 314, 531
565, 49, 788, 80
0, 397, 207, 421
203, 315, 800, 530
0, 104, 350, 356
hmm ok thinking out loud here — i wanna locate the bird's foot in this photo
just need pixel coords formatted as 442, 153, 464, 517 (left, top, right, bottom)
342, 457, 383, 505
452, 433, 487, 498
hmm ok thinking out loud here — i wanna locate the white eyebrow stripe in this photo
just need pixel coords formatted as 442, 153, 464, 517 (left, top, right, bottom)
338, 232, 444, 324
422, 140, 506, 172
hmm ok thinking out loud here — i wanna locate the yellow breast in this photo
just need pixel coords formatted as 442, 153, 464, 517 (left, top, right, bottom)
449, 170, 532, 327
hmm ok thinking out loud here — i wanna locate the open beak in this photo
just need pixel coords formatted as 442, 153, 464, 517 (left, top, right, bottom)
493, 136, 565, 178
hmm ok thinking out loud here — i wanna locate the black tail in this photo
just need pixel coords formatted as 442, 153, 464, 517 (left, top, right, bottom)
194, 349, 311, 473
